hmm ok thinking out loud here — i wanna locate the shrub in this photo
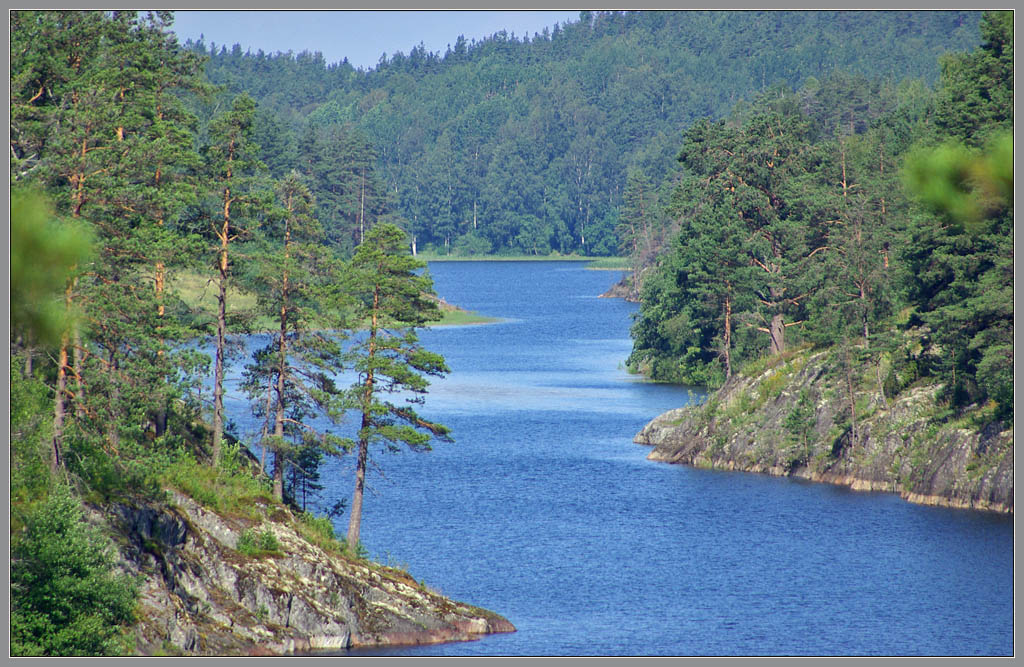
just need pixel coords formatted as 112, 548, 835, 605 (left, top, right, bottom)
236, 527, 281, 557
10, 484, 138, 656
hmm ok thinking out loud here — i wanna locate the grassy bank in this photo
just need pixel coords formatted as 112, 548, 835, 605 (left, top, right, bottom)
417, 252, 631, 270
169, 269, 499, 331
417, 252, 592, 262
582, 257, 631, 270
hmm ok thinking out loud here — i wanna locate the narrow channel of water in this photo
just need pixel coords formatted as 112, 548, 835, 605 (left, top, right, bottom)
223, 261, 1012, 656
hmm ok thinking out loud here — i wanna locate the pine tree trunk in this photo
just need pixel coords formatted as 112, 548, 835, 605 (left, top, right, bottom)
51, 279, 74, 471
770, 312, 785, 356
212, 220, 228, 467
347, 286, 378, 552
212, 139, 234, 466
845, 344, 858, 446
72, 324, 84, 419
347, 430, 368, 551
271, 202, 293, 502
154, 258, 168, 436
272, 320, 287, 502
723, 293, 733, 379
52, 332, 69, 473
272, 446, 284, 502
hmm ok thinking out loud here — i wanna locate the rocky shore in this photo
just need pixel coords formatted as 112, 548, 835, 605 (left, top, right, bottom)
635, 347, 1013, 513
94, 491, 514, 656
598, 273, 637, 301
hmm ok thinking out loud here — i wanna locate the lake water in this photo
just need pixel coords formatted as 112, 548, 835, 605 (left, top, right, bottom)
223, 260, 1013, 657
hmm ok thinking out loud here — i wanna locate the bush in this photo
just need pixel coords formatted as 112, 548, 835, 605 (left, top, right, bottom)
236, 527, 281, 557
10, 484, 138, 656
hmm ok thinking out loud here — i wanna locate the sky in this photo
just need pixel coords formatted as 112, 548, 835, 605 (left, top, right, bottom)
170, 11, 583, 70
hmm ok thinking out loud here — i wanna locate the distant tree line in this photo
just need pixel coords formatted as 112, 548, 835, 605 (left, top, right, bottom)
186, 10, 982, 257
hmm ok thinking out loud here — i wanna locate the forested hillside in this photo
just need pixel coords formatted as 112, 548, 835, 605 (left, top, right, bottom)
185, 10, 982, 257
10, 10, 458, 655
627, 11, 1012, 427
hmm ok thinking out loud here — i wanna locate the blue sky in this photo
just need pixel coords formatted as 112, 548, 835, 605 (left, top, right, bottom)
170, 11, 583, 70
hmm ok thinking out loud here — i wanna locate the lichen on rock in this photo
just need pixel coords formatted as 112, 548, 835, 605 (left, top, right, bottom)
635, 347, 1013, 514
97, 491, 514, 655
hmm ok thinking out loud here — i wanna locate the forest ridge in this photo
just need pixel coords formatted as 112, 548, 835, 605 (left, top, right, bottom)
188, 10, 983, 257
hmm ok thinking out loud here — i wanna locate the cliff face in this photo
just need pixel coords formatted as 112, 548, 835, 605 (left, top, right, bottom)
635, 348, 1013, 513
95, 491, 514, 656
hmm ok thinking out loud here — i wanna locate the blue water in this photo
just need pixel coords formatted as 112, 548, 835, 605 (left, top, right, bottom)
222, 261, 1013, 657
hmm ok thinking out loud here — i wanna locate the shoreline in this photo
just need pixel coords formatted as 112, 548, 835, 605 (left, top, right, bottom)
420, 255, 631, 270
634, 348, 1013, 516
643, 443, 1013, 514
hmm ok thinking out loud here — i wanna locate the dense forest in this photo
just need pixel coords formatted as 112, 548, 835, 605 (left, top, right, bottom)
10, 10, 453, 655
8, 9, 1012, 656
627, 11, 1013, 430
185, 10, 982, 257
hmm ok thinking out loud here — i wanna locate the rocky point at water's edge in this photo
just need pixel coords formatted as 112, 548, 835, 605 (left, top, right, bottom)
89, 491, 514, 656
634, 348, 1013, 514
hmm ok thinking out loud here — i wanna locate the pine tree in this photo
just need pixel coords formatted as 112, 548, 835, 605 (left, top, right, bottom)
343, 223, 452, 551
10, 11, 210, 475
240, 171, 348, 501
901, 11, 1014, 419
202, 94, 267, 466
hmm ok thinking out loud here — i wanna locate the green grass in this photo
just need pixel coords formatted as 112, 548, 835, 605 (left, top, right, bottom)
160, 444, 275, 520
435, 308, 501, 326
170, 268, 498, 330
236, 526, 281, 557
739, 342, 815, 378
417, 251, 614, 263
171, 269, 258, 315
583, 256, 631, 270
417, 252, 632, 270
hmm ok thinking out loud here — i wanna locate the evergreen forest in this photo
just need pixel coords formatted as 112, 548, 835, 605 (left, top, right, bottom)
187, 10, 984, 257
8, 10, 1012, 656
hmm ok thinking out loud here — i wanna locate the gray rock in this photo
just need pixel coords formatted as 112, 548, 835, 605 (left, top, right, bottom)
636, 348, 1013, 513
96, 492, 514, 655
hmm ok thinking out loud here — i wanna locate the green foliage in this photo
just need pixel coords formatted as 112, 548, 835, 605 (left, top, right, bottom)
4, 9, 1011, 648
299, 511, 336, 541
783, 388, 817, 469
238, 170, 350, 501
757, 371, 791, 405
628, 11, 1011, 429
160, 443, 274, 518
10, 367, 56, 522
902, 132, 1013, 231
236, 527, 281, 557
340, 540, 370, 560
10, 188, 94, 346
900, 12, 1014, 421
190, 10, 980, 257
11, 484, 138, 656
931, 11, 1013, 147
